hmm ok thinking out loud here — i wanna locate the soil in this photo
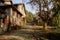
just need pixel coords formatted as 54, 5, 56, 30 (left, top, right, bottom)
0, 26, 60, 40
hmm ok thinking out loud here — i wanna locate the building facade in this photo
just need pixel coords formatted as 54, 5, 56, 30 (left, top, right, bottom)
0, 0, 26, 29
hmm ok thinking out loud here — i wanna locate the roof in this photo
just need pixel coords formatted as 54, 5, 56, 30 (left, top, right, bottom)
0, 3, 24, 6
0, 0, 11, 2
0, 3, 25, 16
0, 0, 25, 16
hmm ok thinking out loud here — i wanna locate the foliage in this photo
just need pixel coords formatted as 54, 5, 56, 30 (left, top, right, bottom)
25, 10, 34, 23
45, 0, 60, 27
26, 0, 60, 30
28, 0, 56, 29
52, 1, 60, 27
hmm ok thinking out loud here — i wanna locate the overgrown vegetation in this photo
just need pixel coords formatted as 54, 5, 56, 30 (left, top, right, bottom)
25, 0, 60, 29
25, 10, 34, 24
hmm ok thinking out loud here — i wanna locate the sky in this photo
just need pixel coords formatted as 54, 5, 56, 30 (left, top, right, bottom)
12, 0, 54, 14
12, 0, 36, 14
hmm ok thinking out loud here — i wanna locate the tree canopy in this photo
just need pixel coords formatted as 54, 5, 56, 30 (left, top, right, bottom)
27, 0, 60, 29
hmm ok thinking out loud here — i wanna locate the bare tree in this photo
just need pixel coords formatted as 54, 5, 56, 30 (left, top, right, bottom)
28, 0, 55, 30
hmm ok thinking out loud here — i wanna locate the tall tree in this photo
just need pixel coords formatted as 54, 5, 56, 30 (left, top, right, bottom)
28, 0, 56, 30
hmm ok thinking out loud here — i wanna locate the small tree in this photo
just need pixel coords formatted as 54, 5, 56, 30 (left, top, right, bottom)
25, 10, 34, 24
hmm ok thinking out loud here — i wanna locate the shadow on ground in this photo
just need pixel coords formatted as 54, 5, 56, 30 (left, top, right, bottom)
0, 26, 60, 40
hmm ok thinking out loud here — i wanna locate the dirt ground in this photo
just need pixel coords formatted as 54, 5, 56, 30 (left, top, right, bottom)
0, 25, 60, 40
0, 29, 35, 40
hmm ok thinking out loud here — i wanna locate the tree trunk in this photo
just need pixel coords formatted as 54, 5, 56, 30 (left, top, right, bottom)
43, 22, 47, 30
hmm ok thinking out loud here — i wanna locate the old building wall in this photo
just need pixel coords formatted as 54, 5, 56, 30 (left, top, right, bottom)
4, 0, 11, 5
4, 2, 11, 5
12, 10, 17, 26
17, 4, 26, 18
0, 4, 26, 26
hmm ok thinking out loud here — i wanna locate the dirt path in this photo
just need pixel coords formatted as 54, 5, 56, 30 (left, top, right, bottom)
0, 29, 35, 40
0, 28, 49, 40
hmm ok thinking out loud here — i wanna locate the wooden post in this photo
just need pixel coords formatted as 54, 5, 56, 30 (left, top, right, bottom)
10, 8, 13, 25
